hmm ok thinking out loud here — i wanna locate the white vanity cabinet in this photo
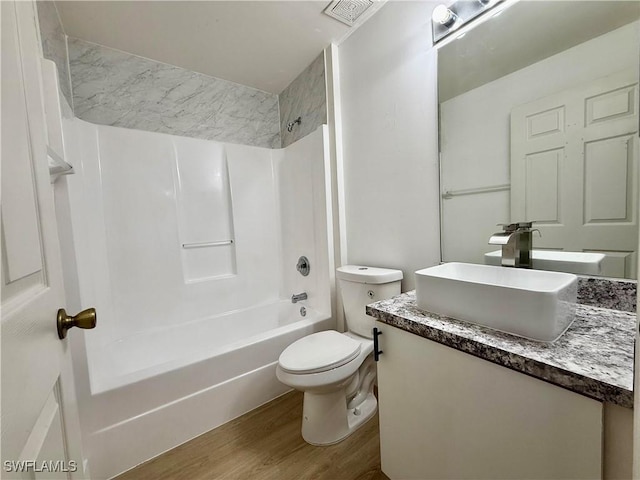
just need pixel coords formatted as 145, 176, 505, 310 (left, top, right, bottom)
375, 322, 606, 480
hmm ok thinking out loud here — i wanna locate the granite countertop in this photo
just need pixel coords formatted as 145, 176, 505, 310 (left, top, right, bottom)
367, 291, 635, 408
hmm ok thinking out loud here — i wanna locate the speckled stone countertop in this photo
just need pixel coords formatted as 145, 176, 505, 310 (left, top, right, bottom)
367, 291, 635, 408
578, 276, 636, 312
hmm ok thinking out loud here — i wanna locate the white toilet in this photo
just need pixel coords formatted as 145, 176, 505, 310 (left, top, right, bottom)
276, 265, 403, 445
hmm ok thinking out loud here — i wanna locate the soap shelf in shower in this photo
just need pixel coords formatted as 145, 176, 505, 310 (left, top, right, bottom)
182, 240, 234, 249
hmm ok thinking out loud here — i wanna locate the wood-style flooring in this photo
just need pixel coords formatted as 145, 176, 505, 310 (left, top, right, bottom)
115, 391, 388, 480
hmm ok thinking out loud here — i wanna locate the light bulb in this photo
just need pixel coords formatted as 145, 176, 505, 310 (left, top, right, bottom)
432, 5, 458, 27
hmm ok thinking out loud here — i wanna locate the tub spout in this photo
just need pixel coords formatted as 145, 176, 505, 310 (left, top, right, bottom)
291, 292, 307, 303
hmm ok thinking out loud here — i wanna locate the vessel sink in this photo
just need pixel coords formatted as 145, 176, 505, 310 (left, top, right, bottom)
415, 263, 577, 342
484, 250, 604, 275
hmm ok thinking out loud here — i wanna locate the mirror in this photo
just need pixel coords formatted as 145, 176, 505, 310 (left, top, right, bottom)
438, 1, 640, 279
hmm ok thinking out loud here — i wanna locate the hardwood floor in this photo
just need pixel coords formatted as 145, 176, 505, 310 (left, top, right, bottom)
116, 391, 389, 480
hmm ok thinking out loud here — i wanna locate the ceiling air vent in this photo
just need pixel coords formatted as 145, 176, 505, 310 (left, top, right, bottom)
323, 0, 375, 26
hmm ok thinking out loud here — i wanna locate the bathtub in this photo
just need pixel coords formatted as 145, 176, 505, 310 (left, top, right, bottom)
89, 300, 331, 393
79, 301, 332, 478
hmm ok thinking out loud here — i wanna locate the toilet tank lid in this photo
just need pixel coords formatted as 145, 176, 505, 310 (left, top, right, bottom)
336, 265, 403, 284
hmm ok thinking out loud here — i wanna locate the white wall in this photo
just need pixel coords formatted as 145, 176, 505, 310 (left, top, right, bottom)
338, 1, 441, 291
441, 21, 640, 265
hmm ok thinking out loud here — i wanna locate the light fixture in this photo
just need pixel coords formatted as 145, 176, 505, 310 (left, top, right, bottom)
431, 0, 503, 44
432, 5, 458, 28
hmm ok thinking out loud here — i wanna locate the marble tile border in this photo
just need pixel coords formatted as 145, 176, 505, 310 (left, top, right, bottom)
68, 38, 281, 149
37, 18, 329, 150
279, 53, 327, 148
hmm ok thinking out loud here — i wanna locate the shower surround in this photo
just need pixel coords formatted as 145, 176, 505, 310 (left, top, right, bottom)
61, 120, 334, 478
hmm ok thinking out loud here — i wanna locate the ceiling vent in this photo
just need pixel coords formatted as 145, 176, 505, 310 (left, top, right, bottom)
323, 0, 375, 26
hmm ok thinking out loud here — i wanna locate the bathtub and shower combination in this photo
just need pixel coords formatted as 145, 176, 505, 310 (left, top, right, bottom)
59, 119, 335, 478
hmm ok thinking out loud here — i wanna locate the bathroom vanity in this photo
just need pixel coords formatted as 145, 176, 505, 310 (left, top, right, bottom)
368, 288, 634, 480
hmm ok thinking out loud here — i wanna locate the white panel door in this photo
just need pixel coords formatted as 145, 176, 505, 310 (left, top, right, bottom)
511, 70, 639, 278
2, 1, 83, 478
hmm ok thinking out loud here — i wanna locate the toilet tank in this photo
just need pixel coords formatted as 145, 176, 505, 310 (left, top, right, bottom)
337, 266, 403, 338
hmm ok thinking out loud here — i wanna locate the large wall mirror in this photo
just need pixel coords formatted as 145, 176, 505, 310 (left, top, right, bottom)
438, 1, 640, 279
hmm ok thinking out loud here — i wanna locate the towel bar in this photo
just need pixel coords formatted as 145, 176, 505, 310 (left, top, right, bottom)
182, 240, 234, 249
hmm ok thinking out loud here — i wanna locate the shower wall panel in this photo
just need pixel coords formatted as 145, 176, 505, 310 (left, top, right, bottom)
175, 140, 236, 282
275, 126, 332, 314
65, 120, 281, 352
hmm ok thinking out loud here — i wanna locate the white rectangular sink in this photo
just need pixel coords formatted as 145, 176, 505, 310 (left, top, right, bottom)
484, 250, 604, 275
415, 263, 577, 342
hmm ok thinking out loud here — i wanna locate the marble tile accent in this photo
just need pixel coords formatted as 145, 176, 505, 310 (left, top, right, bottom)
368, 291, 634, 408
578, 276, 637, 313
68, 38, 281, 149
279, 53, 327, 148
36, 1, 73, 113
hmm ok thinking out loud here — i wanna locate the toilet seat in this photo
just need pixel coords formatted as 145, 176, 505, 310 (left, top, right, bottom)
278, 331, 361, 374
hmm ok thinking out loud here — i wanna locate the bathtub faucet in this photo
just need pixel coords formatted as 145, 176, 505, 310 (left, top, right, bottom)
291, 292, 308, 303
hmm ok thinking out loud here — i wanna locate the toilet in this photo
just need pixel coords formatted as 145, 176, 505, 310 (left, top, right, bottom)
276, 265, 403, 445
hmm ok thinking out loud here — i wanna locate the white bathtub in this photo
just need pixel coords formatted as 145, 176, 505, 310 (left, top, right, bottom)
81, 301, 332, 478
89, 300, 330, 393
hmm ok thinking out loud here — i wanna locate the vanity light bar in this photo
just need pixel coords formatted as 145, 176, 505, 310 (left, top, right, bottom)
431, 0, 503, 44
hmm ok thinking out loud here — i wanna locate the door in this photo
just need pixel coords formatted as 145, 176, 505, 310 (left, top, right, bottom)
2, 1, 82, 478
511, 70, 639, 278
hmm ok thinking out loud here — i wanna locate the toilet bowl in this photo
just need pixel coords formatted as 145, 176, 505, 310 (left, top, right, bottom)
276, 265, 403, 445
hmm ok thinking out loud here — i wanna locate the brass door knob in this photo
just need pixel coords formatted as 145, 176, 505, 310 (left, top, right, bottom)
57, 308, 97, 339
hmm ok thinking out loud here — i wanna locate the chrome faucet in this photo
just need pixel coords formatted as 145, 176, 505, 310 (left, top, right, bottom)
489, 222, 540, 268
291, 292, 308, 303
